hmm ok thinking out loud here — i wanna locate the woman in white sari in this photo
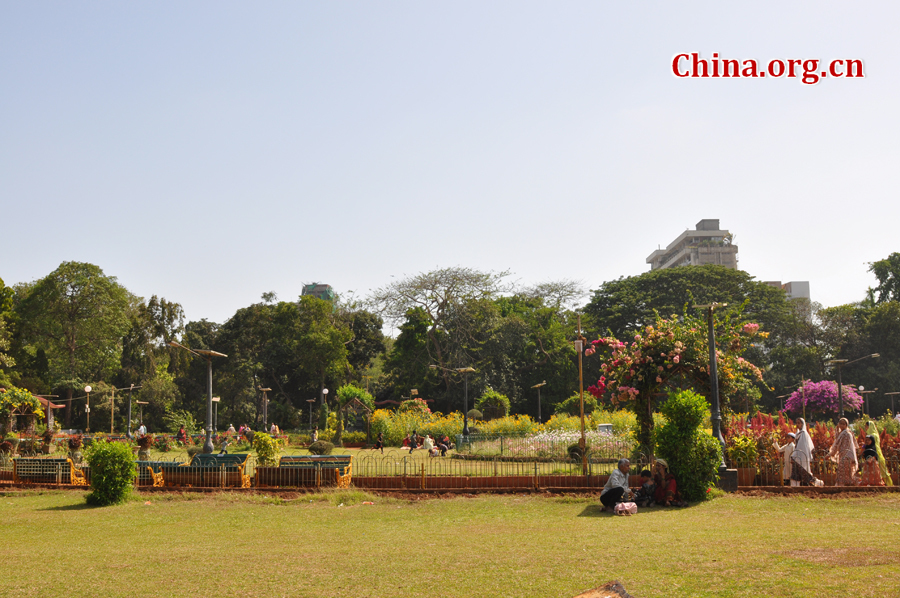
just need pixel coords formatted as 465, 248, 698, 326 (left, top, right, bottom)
790, 418, 819, 486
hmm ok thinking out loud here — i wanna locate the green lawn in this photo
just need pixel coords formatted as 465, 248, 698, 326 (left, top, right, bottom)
2, 490, 898, 597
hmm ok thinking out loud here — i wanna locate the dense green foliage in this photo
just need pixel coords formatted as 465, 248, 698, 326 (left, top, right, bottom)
654, 390, 722, 501
85, 440, 136, 506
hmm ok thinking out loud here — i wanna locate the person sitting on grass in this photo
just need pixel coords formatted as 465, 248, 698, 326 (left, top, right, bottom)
436, 435, 450, 456
423, 434, 439, 457
633, 469, 655, 507
175, 425, 187, 444
652, 459, 683, 506
600, 458, 632, 512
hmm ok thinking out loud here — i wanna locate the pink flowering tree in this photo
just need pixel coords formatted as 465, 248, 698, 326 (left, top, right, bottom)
785, 380, 862, 416
587, 313, 767, 453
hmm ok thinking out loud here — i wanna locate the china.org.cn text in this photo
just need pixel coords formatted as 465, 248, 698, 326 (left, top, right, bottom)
672, 52, 865, 85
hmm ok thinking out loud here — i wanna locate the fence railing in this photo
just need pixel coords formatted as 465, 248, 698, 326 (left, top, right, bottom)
455, 433, 639, 463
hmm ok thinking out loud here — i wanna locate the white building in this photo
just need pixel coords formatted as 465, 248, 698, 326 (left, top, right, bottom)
646, 219, 738, 271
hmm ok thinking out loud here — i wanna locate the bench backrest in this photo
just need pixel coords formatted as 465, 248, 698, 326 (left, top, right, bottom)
279, 455, 352, 473
190, 453, 249, 468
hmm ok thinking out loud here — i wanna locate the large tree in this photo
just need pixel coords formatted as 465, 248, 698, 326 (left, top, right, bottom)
869, 252, 900, 303
584, 265, 791, 339
16, 262, 132, 426
369, 267, 510, 387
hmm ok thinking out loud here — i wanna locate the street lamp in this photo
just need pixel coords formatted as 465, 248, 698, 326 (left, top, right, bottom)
169, 341, 228, 454
532, 381, 547, 424
136, 401, 148, 426
826, 353, 880, 419
886, 392, 900, 415
84, 386, 92, 433
857, 386, 877, 416
696, 303, 728, 468
259, 387, 272, 429
306, 399, 316, 429
212, 397, 221, 432
429, 365, 476, 436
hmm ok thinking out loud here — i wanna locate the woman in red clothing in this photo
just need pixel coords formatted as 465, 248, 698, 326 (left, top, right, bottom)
652, 459, 683, 506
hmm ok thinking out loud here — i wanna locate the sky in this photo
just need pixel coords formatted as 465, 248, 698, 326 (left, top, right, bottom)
2, 2, 899, 325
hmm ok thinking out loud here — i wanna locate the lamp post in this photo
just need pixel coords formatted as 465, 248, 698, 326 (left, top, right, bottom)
858, 387, 877, 416
212, 397, 220, 432
827, 353, 880, 420
84, 386, 92, 433
532, 381, 547, 424
136, 401, 148, 426
429, 365, 476, 437
886, 392, 900, 415
259, 387, 272, 429
126, 384, 135, 439
169, 341, 228, 454
307, 399, 316, 429
574, 314, 588, 476
696, 303, 727, 467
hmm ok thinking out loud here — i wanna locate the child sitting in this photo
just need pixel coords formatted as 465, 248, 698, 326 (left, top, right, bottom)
633, 469, 656, 507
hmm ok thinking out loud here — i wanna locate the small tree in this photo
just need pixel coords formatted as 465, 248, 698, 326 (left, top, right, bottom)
654, 390, 722, 501
588, 313, 766, 453
475, 389, 510, 420
85, 440, 136, 506
252, 432, 280, 466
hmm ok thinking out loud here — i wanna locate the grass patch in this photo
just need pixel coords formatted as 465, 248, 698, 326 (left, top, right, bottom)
1, 491, 898, 597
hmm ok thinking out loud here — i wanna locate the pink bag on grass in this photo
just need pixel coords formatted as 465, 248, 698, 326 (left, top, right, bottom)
614, 502, 638, 516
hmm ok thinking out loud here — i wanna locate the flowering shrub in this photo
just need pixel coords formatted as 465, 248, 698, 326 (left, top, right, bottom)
588, 313, 766, 451
398, 398, 431, 416
784, 380, 863, 415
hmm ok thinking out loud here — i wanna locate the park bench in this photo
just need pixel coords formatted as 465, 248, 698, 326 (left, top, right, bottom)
159, 453, 251, 488
12, 457, 87, 486
256, 455, 353, 488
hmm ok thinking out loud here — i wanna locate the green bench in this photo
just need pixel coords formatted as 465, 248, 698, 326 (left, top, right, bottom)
13, 457, 87, 486
158, 454, 251, 488
256, 455, 353, 488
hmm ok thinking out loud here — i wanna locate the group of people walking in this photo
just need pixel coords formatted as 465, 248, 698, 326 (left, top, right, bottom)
774, 418, 893, 487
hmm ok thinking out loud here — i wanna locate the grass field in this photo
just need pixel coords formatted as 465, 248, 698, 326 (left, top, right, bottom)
2, 490, 898, 597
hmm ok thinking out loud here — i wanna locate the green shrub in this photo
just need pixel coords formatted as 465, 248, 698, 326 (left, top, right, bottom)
308, 440, 334, 455
554, 393, 599, 417
85, 440, 136, 506
654, 389, 722, 502
253, 432, 280, 466
467, 409, 483, 421
725, 434, 758, 467
475, 389, 510, 420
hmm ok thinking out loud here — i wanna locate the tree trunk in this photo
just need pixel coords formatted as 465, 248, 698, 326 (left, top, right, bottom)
635, 392, 654, 460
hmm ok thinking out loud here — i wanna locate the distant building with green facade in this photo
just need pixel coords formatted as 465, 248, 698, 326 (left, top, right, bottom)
302, 283, 335, 302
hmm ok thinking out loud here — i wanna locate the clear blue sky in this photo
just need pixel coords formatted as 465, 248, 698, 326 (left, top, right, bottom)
3, 2, 898, 323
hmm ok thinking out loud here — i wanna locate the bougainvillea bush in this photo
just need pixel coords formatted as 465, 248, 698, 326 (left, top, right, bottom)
784, 380, 862, 416
588, 313, 766, 451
